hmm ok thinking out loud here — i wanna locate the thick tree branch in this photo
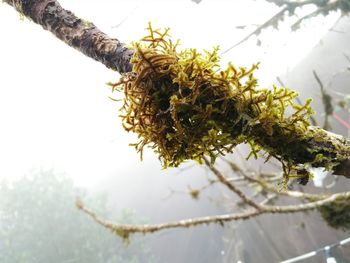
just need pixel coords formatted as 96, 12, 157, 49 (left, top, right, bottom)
3, 0, 133, 73
3, 0, 350, 178
247, 125, 350, 178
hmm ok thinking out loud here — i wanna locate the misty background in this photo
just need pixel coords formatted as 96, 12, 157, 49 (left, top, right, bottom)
0, 0, 349, 262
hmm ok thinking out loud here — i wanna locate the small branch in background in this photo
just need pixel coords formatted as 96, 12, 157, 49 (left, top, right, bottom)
312, 70, 334, 130
203, 157, 263, 211
76, 197, 262, 240
77, 191, 350, 239
77, 152, 350, 239
163, 178, 217, 201
223, 0, 347, 53
222, 7, 288, 54
291, 1, 339, 31
344, 53, 350, 63
222, 158, 325, 200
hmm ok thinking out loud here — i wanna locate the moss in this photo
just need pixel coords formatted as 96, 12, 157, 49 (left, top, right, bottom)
112, 228, 131, 243
109, 23, 344, 184
318, 195, 350, 230
189, 188, 201, 200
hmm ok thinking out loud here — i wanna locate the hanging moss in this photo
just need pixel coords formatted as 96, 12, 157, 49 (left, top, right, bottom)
109, 23, 321, 183
318, 195, 350, 230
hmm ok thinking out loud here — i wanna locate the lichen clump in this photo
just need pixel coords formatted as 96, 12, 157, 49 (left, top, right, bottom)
110, 23, 313, 170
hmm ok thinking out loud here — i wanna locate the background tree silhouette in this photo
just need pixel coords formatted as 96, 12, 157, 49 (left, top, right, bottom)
0, 170, 155, 263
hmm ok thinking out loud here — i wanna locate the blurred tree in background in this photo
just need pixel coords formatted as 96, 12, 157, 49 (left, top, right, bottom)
0, 170, 155, 263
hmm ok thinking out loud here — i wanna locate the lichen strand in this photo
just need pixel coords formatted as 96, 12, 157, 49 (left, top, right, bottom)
110, 24, 346, 181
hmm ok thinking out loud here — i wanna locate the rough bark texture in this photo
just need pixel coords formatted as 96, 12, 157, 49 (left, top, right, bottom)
248, 125, 350, 178
4, 0, 350, 178
4, 0, 133, 73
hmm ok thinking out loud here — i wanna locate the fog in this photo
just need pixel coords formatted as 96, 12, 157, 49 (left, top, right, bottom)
0, 0, 349, 262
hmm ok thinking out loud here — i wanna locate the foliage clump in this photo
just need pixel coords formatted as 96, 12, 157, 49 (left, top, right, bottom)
109, 23, 314, 176
318, 195, 350, 230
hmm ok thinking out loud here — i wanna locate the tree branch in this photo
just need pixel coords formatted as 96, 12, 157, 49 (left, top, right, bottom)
313, 70, 333, 130
247, 125, 350, 178
222, 7, 288, 54
3, 0, 133, 73
76, 191, 350, 238
226, 0, 347, 50
223, 158, 326, 200
3, 0, 350, 178
203, 157, 263, 211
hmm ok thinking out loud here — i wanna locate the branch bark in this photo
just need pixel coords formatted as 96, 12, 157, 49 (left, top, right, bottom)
3, 0, 133, 73
247, 125, 350, 178
3, 0, 350, 178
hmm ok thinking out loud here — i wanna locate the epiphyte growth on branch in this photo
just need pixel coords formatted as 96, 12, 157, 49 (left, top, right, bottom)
318, 194, 350, 230
108, 23, 337, 183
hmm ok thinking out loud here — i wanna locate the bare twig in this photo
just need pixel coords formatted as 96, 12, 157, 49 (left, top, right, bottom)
223, 0, 346, 52
291, 2, 339, 31
77, 191, 350, 237
222, 7, 288, 54
223, 158, 325, 200
203, 157, 263, 211
344, 53, 350, 63
313, 70, 334, 130
77, 144, 349, 238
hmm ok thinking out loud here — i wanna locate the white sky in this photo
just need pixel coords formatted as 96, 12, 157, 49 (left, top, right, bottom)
0, 0, 340, 187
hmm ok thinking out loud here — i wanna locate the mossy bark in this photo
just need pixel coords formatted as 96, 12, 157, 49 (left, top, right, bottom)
4, 0, 350, 178
247, 124, 350, 178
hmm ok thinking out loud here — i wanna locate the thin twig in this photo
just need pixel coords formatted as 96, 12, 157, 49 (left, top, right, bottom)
313, 70, 333, 130
203, 157, 263, 211
291, 2, 338, 31
222, 7, 288, 54
344, 53, 350, 63
77, 191, 350, 236
223, 0, 345, 53
223, 158, 325, 200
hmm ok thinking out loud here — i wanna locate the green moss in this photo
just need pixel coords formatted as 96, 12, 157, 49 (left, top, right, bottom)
318, 195, 350, 230
109, 23, 332, 184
